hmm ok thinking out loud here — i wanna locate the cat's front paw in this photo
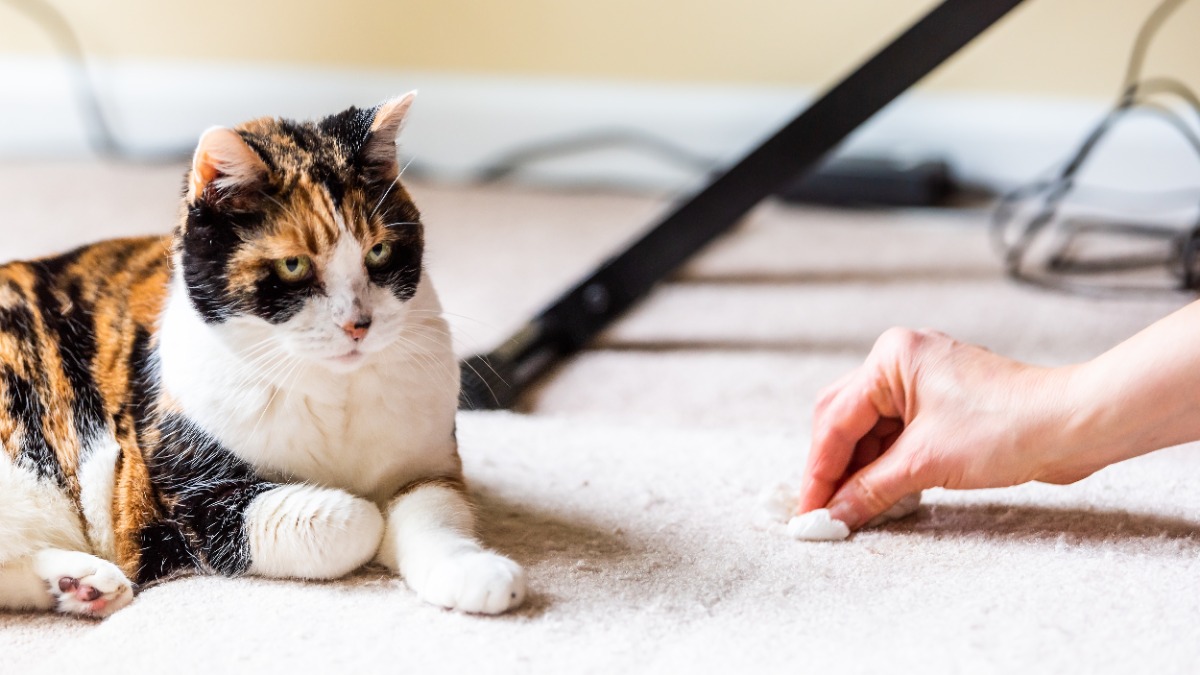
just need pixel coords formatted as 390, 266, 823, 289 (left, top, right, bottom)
33, 550, 134, 619
412, 550, 526, 615
246, 484, 385, 579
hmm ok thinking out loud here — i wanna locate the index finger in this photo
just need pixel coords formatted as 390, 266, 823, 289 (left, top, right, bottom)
798, 368, 887, 513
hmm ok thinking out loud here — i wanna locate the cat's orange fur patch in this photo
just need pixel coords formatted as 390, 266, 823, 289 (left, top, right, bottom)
0, 237, 170, 574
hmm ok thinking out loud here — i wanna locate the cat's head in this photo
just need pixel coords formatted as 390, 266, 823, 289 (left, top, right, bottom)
176, 94, 425, 372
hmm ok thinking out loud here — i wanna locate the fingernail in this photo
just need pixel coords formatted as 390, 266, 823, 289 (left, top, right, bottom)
828, 501, 860, 529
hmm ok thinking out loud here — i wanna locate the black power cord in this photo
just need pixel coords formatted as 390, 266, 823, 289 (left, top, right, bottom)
991, 0, 1200, 297
470, 128, 720, 183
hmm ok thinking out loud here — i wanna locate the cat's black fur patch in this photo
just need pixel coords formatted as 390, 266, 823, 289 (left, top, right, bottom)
251, 267, 325, 325
136, 522, 201, 585
0, 304, 36, 337
366, 249, 422, 302
144, 414, 277, 578
29, 254, 107, 447
0, 366, 64, 486
128, 326, 158, 434
182, 204, 267, 323
367, 195, 424, 303
319, 105, 377, 158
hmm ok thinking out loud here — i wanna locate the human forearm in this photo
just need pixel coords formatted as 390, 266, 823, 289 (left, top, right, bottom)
1050, 301, 1200, 481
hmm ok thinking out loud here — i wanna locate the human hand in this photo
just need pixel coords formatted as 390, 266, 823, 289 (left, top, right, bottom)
799, 328, 1092, 530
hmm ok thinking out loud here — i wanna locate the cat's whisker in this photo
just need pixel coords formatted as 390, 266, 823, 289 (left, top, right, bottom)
406, 325, 508, 392
406, 308, 493, 327
387, 344, 441, 384
403, 310, 495, 352
229, 340, 286, 368
202, 348, 297, 443
218, 347, 290, 393
458, 355, 505, 402
244, 357, 305, 446
398, 154, 416, 178
399, 320, 489, 371
388, 334, 459, 387
370, 176, 400, 219
262, 193, 287, 212
408, 325, 477, 345
410, 324, 507, 389
385, 333, 446, 378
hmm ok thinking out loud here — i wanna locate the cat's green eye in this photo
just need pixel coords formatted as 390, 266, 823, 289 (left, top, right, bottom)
365, 241, 393, 269
274, 255, 313, 283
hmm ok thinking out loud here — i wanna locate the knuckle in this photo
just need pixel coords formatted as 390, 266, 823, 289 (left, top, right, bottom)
875, 326, 923, 358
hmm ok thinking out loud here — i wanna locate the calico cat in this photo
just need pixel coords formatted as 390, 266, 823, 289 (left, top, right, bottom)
0, 94, 526, 617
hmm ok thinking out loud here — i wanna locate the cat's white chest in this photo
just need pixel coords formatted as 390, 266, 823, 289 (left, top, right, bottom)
227, 357, 460, 502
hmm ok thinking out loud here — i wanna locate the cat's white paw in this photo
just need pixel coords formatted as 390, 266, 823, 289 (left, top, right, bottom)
412, 549, 526, 615
246, 484, 385, 579
33, 550, 134, 619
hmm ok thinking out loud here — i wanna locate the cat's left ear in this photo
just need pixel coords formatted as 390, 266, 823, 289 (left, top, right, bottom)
188, 126, 269, 202
359, 92, 416, 174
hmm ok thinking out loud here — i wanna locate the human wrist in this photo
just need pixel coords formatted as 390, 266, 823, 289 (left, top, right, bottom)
1023, 362, 1105, 484
1030, 358, 1140, 485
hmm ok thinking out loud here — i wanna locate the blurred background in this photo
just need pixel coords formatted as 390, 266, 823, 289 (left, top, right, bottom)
1, 0, 1196, 192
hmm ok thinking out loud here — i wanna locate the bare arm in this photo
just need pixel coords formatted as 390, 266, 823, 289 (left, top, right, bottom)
800, 301, 1200, 530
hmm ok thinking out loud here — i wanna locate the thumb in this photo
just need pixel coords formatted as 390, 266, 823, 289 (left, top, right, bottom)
825, 429, 929, 530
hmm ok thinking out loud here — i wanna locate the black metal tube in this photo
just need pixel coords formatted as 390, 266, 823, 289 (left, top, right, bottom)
461, 0, 1028, 409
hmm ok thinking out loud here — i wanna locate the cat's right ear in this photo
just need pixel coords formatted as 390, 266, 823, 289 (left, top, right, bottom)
188, 127, 269, 203
358, 92, 415, 178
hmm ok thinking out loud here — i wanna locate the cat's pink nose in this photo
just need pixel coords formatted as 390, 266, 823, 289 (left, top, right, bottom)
342, 318, 372, 342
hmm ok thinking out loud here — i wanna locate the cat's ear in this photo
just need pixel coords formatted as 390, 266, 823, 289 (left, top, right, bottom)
188, 126, 269, 202
359, 92, 415, 173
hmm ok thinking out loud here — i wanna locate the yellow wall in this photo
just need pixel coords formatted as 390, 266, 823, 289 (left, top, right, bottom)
2, 0, 1195, 99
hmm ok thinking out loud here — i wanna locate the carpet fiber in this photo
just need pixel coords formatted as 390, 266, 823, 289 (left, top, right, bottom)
1, 162, 1197, 673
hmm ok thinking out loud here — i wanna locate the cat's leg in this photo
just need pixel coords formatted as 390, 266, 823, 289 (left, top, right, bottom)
0, 455, 130, 617
240, 484, 386, 579
167, 481, 384, 580
0, 550, 134, 618
376, 479, 526, 614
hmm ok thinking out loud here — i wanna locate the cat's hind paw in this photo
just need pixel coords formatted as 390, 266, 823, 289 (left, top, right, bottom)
34, 550, 134, 618
414, 550, 526, 615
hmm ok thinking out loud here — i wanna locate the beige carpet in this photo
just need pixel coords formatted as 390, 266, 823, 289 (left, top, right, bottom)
1, 162, 1198, 674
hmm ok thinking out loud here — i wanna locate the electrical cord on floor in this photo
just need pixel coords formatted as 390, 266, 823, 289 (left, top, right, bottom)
468, 128, 721, 184
991, 0, 1200, 297
2, 0, 191, 161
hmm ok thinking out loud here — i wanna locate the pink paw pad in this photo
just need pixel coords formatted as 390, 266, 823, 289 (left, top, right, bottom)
58, 577, 111, 613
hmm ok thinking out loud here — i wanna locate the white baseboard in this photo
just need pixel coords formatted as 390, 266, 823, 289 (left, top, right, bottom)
3, 56, 1197, 194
